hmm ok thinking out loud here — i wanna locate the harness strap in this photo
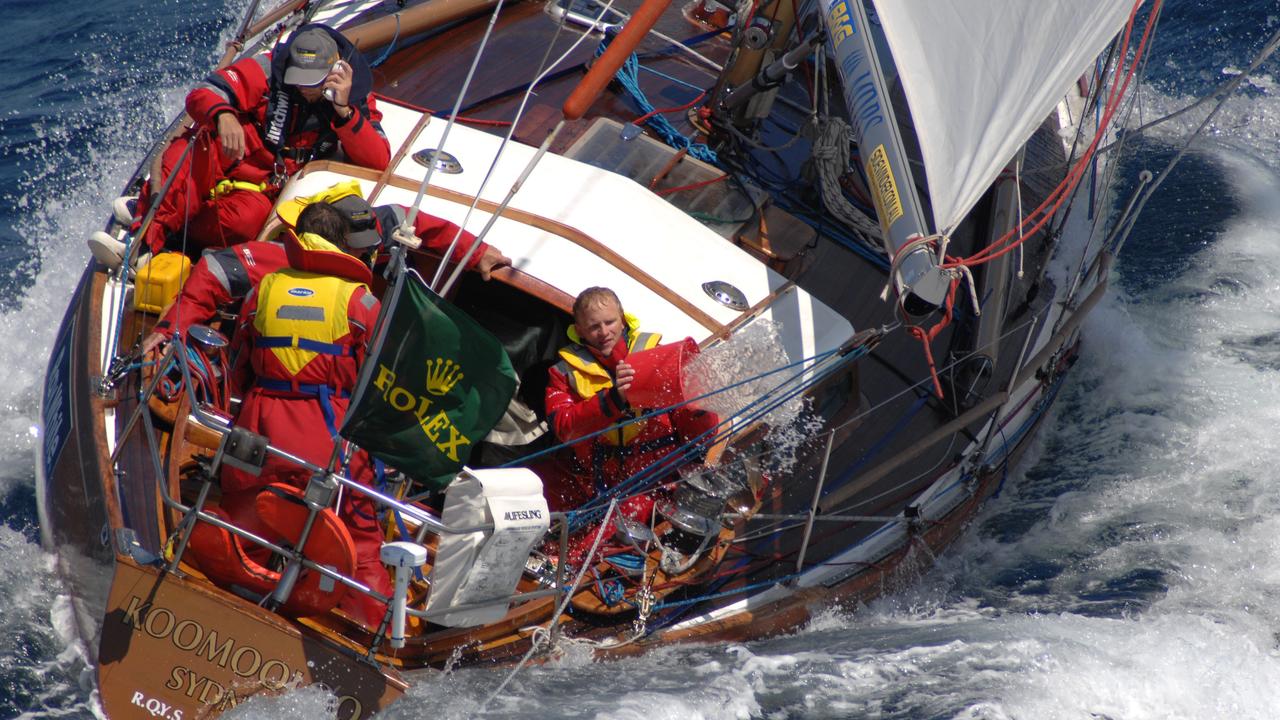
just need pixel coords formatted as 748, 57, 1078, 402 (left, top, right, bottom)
255, 377, 350, 436
209, 179, 270, 199
256, 335, 354, 356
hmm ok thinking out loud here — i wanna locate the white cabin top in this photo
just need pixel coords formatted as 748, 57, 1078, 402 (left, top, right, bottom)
278, 98, 855, 363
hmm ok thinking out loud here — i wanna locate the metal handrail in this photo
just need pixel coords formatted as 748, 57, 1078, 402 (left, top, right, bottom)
153, 436, 571, 623
184, 398, 501, 536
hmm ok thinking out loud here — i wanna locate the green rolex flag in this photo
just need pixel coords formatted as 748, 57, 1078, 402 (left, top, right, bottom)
340, 270, 518, 489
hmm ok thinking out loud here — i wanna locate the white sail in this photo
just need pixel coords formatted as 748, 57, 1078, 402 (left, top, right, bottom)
870, 0, 1135, 235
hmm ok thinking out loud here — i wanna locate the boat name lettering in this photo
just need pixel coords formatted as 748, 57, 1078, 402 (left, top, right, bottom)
131, 691, 183, 720
122, 596, 363, 719
865, 145, 904, 227
503, 509, 543, 521
825, 0, 854, 45
373, 364, 472, 461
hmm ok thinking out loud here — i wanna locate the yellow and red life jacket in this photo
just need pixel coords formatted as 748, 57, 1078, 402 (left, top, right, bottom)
555, 315, 661, 446
250, 231, 375, 395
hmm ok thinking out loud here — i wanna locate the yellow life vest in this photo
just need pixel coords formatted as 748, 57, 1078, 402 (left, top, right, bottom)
556, 325, 662, 445
254, 265, 366, 378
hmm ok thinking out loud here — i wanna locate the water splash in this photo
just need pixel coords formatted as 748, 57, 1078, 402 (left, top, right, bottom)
685, 318, 822, 475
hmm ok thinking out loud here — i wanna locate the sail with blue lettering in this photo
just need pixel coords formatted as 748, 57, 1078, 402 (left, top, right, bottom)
870, 0, 1135, 235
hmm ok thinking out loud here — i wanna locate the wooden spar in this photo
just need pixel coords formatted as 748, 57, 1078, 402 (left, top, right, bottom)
342, 0, 503, 50
562, 0, 674, 120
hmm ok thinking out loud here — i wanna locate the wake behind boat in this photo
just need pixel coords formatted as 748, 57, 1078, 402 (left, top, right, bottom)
35, 0, 1225, 716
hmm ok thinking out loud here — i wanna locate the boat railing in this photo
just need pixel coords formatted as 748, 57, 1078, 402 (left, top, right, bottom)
116, 340, 569, 650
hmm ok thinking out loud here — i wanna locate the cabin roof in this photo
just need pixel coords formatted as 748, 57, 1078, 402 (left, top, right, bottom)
279, 99, 854, 362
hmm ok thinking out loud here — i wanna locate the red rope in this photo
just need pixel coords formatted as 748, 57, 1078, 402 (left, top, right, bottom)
634, 90, 709, 126
947, 0, 1161, 271
908, 277, 960, 398
656, 172, 728, 197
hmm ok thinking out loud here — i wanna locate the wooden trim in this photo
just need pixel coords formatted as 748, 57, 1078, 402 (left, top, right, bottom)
369, 113, 432, 206
705, 280, 795, 347
298, 160, 727, 333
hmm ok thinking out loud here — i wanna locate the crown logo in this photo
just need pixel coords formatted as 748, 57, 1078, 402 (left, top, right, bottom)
425, 357, 464, 396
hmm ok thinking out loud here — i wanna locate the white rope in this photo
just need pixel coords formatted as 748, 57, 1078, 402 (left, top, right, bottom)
811, 116, 884, 244
477, 499, 619, 712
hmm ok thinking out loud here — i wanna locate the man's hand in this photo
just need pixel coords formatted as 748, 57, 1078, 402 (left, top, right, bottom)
324, 60, 353, 111
216, 112, 245, 160
614, 361, 635, 403
476, 246, 512, 281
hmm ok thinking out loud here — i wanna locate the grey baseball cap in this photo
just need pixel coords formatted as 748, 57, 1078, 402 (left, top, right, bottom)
331, 195, 381, 249
283, 28, 340, 87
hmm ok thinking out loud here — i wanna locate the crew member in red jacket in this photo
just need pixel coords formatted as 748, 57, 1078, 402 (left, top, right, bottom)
117, 24, 390, 260
142, 241, 288, 353
143, 183, 513, 354
222, 201, 391, 627
544, 287, 717, 519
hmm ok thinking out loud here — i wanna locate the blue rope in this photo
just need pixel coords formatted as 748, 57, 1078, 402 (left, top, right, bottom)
635, 64, 705, 93
501, 347, 842, 471
599, 37, 718, 164
569, 346, 867, 531
583, 346, 862, 512
369, 13, 401, 68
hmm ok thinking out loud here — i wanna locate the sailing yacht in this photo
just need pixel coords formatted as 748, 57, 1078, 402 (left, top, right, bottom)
37, 0, 1168, 716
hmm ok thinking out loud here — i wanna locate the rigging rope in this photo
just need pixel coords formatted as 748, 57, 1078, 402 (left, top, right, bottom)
811, 116, 884, 244
477, 500, 619, 712
599, 37, 718, 164
1107, 23, 1280, 256
947, 0, 1161, 271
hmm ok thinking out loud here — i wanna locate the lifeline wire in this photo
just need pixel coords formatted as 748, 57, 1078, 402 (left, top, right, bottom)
434, 0, 627, 295
1109, 23, 1280, 256
477, 499, 619, 712
403, 0, 511, 268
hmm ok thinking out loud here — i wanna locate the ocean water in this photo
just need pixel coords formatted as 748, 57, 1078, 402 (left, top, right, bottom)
5, 0, 1279, 718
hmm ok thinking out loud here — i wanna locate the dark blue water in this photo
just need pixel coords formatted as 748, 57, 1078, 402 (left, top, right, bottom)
7, 0, 1280, 717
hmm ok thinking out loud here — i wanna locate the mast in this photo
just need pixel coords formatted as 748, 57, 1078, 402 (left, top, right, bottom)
820, 0, 948, 317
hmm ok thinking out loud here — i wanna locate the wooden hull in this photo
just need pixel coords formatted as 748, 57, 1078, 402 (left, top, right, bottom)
35, 0, 1115, 713
98, 561, 404, 719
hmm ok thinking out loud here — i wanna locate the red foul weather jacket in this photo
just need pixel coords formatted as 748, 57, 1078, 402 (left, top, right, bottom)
154, 241, 288, 340
544, 323, 717, 512
185, 25, 389, 186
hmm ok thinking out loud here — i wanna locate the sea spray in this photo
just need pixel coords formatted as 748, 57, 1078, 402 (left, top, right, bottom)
683, 318, 824, 476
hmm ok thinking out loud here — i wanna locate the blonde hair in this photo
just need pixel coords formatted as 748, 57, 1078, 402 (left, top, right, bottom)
573, 286, 622, 321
